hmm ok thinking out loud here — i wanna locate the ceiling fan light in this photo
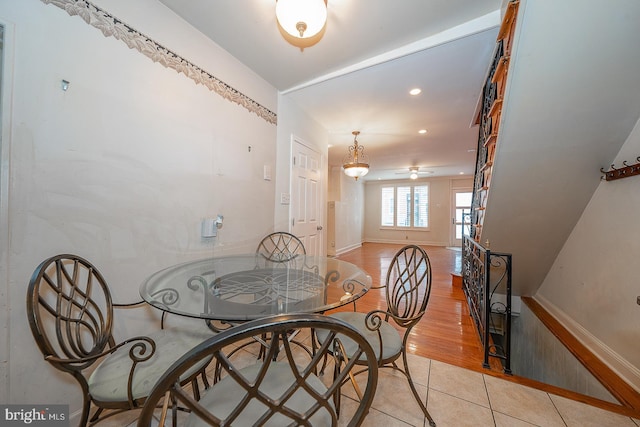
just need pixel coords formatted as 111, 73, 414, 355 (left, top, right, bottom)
276, 0, 327, 39
410, 172, 418, 180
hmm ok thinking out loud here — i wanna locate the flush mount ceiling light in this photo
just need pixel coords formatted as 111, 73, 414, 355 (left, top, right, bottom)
343, 131, 370, 181
276, 0, 327, 50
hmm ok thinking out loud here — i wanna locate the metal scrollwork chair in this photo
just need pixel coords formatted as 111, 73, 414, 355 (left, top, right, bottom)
26, 254, 213, 427
256, 231, 306, 263
138, 313, 378, 427
254, 232, 307, 358
317, 245, 436, 427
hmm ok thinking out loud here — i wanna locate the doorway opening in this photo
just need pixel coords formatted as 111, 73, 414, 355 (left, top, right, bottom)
451, 189, 472, 247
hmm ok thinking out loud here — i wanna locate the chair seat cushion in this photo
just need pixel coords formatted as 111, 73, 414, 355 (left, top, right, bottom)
322, 312, 402, 362
89, 328, 213, 403
186, 362, 332, 427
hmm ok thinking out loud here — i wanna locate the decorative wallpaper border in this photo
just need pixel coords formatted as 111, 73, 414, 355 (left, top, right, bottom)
41, 0, 277, 125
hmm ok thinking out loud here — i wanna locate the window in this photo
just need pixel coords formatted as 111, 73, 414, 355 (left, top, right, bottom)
381, 187, 394, 226
381, 184, 429, 229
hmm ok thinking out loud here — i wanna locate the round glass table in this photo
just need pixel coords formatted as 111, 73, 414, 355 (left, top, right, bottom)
140, 254, 371, 322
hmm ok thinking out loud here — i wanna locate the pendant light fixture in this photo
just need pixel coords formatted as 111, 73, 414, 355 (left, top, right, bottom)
275, 0, 328, 50
342, 131, 370, 180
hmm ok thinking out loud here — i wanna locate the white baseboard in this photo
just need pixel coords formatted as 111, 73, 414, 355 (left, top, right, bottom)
535, 295, 640, 393
335, 242, 363, 256
363, 239, 450, 247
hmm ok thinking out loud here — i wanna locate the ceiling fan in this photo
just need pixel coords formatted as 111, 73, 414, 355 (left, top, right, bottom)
395, 167, 434, 179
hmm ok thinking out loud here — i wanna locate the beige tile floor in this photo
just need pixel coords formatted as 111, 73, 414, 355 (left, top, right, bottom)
101, 347, 640, 427
339, 354, 640, 427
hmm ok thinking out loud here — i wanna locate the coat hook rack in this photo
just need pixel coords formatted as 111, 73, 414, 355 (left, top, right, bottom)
600, 156, 640, 181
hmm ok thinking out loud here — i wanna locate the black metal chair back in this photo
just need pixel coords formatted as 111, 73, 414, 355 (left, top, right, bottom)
384, 244, 432, 328
26, 254, 211, 427
27, 254, 116, 376
138, 313, 378, 427
318, 245, 436, 426
256, 232, 306, 262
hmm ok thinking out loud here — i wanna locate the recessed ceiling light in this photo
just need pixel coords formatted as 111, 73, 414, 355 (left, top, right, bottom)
409, 88, 422, 96
459, 172, 465, 175
418, 129, 427, 134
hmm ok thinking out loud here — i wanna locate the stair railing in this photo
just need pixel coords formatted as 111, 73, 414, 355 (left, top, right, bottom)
462, 235, 512, 373
470, 38, 503, 241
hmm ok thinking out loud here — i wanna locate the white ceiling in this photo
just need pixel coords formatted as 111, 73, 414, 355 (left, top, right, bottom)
157, 0, 504, 180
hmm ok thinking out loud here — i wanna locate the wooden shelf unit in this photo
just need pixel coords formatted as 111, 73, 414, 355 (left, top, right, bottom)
484, 133, 498, 148
487, 98, 503, 119
497, 0, 520, 55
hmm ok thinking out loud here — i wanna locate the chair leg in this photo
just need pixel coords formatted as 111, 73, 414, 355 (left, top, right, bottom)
79, 400, 91, 427
200, 369, 210, 390
191, 377, 201, 401
257, 332, 268, 360
312, 330, 332, 376
332, 355, 343, 418
88, 406, 102, 425
158, 390, 171, 427
401, 354, 436, 427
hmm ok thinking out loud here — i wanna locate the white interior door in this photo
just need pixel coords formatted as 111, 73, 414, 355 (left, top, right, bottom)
291, 138, 324, 255
451, 189, 472, 247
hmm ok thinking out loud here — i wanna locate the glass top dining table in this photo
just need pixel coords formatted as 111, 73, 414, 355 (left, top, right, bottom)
139, 254, 372, 322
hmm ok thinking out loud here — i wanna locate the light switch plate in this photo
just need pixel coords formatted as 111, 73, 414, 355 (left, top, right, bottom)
280, 193, 290, 205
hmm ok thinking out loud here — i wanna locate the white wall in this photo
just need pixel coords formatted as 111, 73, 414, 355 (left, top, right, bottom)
0, 0, 278, 416
326, 166, 366, 255
511, 303, 617, 403
364, 177, 473, 246
537, 116, 640, 391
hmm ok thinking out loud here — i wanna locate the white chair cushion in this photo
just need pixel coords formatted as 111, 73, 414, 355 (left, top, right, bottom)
89, 328, 213, 403
323, 312, 402, 362
186, 362, 332, 427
